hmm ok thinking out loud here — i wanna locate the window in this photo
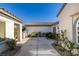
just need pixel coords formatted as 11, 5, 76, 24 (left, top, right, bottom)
53, 27, 56, 33
57, 26, 59, 29
0, 21, 5, 42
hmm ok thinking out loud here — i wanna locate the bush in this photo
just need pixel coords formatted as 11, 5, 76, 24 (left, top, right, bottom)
65, 41, 74, 50
46, 32, 53, 39
27, 32, 38, 37
42, 33, 46, 37
7, 39, 16, 50
37, 32, 41, 37
46, 32, 60, 41
0, 37, 5, 42
27, 34, 31, 37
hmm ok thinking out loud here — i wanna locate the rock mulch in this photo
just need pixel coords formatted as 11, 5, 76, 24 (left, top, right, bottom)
53, 44, 73, 56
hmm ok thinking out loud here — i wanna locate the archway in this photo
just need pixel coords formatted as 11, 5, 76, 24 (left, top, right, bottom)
73, 17, 79, 45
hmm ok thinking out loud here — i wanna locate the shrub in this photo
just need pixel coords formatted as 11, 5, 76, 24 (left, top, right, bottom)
7, 39, 16, 50
38, 32, 41, 37
46, 32, 53, 39
42, 33, 46, 37
46, 32, 60, 41
0, 37, 5, 42
27, 34, 31, 37
31, 32, 37, 37
65, 41, 74, 50
27, 32, 38, 37
52, 33, 60, 40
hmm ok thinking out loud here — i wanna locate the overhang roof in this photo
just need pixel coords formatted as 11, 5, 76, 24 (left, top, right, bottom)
56, 3, 67, 17
0, 8, 22, 23
25, 22, 59, 26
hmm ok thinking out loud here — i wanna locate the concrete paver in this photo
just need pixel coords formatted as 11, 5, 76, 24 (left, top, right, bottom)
15, 37, 60, 56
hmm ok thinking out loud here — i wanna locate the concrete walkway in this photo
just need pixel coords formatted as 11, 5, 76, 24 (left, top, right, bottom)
15, 37, 60, 56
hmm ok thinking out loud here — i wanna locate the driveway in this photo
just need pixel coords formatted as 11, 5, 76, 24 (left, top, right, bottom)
15, 37, 60, 56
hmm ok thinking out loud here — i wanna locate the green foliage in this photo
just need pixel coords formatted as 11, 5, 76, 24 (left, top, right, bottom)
46, 32, 53, 39
27, 32, 47, 37
65, 41, 74, 50
38, 32, 41, 37
27, 32, 37, 37
0, 37, 5, 42
7, 39, 16, 50
31, 32, 37, 37
46, 32, 60, 40
27, 34, 31, 37
22, 25, 26, 31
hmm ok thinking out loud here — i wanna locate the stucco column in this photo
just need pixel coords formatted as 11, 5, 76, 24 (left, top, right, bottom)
19, 24, 22, 42
5, 20, 14, 39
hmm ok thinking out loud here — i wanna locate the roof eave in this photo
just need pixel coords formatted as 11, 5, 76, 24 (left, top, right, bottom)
56, 3, 67, 17
0, 8, 22, 23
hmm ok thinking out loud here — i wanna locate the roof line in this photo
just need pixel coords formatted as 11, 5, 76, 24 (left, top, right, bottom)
56, 3, 67, 17
0, 8, 22, 23
25, 21, 59, 26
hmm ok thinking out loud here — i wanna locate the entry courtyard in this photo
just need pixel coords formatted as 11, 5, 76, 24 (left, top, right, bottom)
15, 37, 60, 56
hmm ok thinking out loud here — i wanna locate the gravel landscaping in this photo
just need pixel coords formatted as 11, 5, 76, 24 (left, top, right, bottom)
53, 44, 73, 56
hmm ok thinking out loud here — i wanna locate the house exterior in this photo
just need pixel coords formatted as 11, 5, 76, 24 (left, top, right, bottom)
0, 8, 22, 53
23, 22, 59, 38
57, 3, 79, 45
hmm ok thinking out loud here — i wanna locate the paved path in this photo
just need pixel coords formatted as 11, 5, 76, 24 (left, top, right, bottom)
15, 37, 60, 56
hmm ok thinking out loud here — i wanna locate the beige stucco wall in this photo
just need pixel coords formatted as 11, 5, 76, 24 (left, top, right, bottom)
0, 15, 14, 39
26, 26, 52, 34
51, 25, 59, 33
58, 3, 79, 43
0, 21, 5, 38
0, 13, 22, 53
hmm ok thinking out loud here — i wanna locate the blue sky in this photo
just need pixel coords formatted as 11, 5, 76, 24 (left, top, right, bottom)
0, 3, 63, 23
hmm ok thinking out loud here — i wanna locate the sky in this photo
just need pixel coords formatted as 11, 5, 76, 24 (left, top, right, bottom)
0, 3, 63, 24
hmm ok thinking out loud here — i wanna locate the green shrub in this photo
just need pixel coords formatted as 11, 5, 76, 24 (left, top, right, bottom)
46, 32, 53, 39
0, 38, 5, 42
7, 39, 16, 50
27, 32, 38, 37
38, 32, 41, 37
65, 41, 74, 50
31, 32, 37, 37
46, 32, 60, 41
42, 33, 46, 37
27, 34, 31, 37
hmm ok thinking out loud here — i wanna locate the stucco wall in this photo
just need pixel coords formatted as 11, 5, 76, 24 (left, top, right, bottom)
0, 21, 5, 38
0, 14, 22, 53
58, 3, 79, 43
0, 15, 14, 53
0, 15, 14, 39
26, 26, 52, 34
51, 25, 59, 33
